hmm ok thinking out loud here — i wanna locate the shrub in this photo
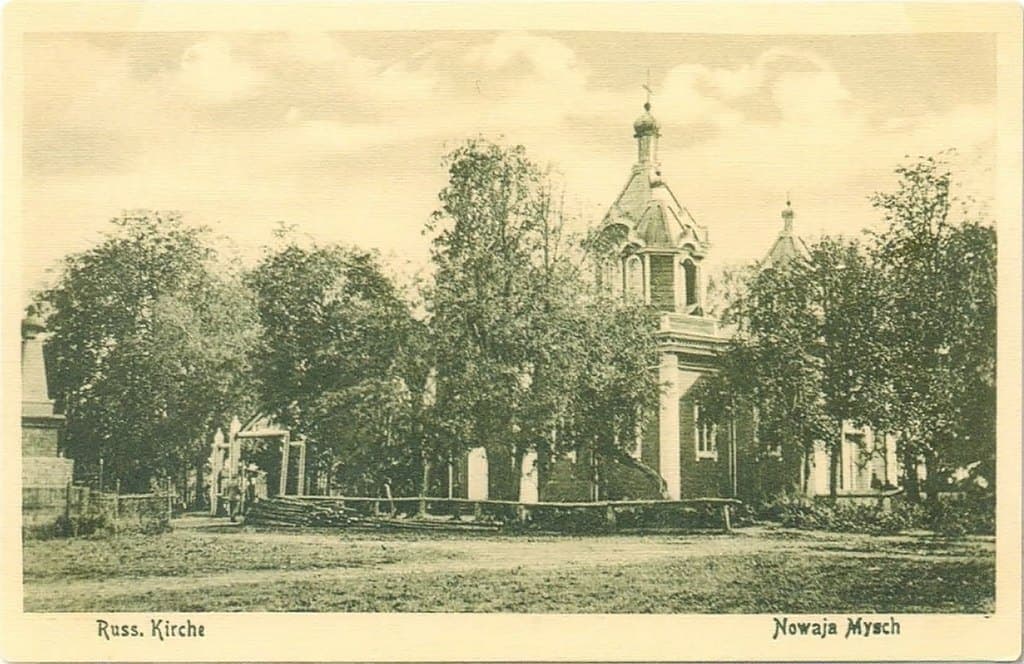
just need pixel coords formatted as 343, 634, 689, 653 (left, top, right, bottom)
521, 505, 609, 534
758, 491, 994, 538
25, 513, 111, 540
928, 493, 995, 537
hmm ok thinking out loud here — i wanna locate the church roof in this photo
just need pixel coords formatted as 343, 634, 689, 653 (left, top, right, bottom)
761, 200, 811, 268
600, 103, 709, 253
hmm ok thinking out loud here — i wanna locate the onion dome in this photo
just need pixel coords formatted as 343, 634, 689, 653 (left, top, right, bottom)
633, 102, 660, 137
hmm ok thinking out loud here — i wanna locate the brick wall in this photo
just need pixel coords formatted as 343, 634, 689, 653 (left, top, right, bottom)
22, 456, 73, 488
22, 425, 59, 457
678, 390, 728, 497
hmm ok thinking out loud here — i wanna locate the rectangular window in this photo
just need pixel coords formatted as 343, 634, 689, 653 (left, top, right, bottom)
695, 403, 718, 460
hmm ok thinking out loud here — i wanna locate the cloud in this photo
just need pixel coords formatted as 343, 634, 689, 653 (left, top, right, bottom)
20, 31, 998, 300
176, 37, 266, 104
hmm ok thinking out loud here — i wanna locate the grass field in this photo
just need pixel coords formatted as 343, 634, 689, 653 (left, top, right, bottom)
23, 516, 995, 613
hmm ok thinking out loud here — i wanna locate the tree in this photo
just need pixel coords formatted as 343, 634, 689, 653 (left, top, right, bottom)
704, 262, 756, 320
700, 235, 884, 498
427, 139, 660, 499
560, 296, 661, 498
810, 237, 893, 497
868, 152, 997, 499
701, 253, 828, 496
427, 140, 562, 499
246, 235, 425, 494
39, 211, 257, 492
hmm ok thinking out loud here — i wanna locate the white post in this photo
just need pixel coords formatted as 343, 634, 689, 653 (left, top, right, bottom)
659, 352, 681, 499
279, 433, 290, 495
519, 450, 539, 504
467, 447, 489, 500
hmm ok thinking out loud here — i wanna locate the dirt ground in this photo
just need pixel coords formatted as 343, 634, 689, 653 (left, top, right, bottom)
22, 515, 996, 612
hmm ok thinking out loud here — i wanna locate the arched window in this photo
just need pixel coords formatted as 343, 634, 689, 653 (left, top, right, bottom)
682, 259, 698, 308
694, 403, 718, 460
625, 255, 643, 300
605, 259, 622, 296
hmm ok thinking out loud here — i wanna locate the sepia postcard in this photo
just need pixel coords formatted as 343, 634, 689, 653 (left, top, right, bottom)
2, 2, 1021, 661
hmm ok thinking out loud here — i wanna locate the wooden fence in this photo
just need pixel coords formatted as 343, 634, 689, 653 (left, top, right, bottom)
292, 495, 742, 533
23, 482, 172, 537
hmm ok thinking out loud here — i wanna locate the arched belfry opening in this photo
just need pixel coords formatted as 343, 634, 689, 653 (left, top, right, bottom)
624, 253, 644, 301
682, 258, 698, 310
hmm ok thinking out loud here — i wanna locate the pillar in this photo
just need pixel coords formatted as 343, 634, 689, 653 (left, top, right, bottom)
695, 262, 705, 312
659, 352, 681, 499
467, 446, 488, 500
641, 254, 651, 304
519, 449, 539, 504
672, 257, 682, 312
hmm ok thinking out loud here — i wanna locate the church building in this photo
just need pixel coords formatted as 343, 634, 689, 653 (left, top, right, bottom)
457, 99, 905, 504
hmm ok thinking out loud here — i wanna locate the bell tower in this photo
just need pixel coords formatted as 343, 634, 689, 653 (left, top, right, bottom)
596, 99, 712, 316
593, 95, 729, 500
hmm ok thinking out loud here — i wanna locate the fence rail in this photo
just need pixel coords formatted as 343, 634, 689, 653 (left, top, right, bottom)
282, 495, 742, 532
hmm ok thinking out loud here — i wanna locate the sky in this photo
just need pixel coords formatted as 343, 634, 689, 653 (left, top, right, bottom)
20, 30, 997, 296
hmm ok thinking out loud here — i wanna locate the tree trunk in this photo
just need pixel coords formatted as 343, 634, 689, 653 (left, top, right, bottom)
510, 445, 523, 502
800, 447, 810, 496
924, 450, 941, 508
829, 436, 840, 500
195, 458, 205, 510
419, 457, 431, 516
902, 449, 921, 502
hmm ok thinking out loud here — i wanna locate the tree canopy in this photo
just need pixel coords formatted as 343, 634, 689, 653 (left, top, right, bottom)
702, 152, 996, 499
245, 235, 427, 494
427, 139, 660, 499
39, 211, 257, 492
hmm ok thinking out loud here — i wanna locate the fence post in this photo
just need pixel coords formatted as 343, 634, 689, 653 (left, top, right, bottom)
473, 501, 482, 521
605, 503, 617, 529
516, 504, 527, 524
721, 503, 732, 533
64, 479, 72, 521
167, 478, 173, 522
113, 479, 120, 535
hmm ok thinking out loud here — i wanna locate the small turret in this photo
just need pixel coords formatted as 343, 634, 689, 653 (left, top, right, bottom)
781, 198, 795, 236
762, 197, 810, 268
